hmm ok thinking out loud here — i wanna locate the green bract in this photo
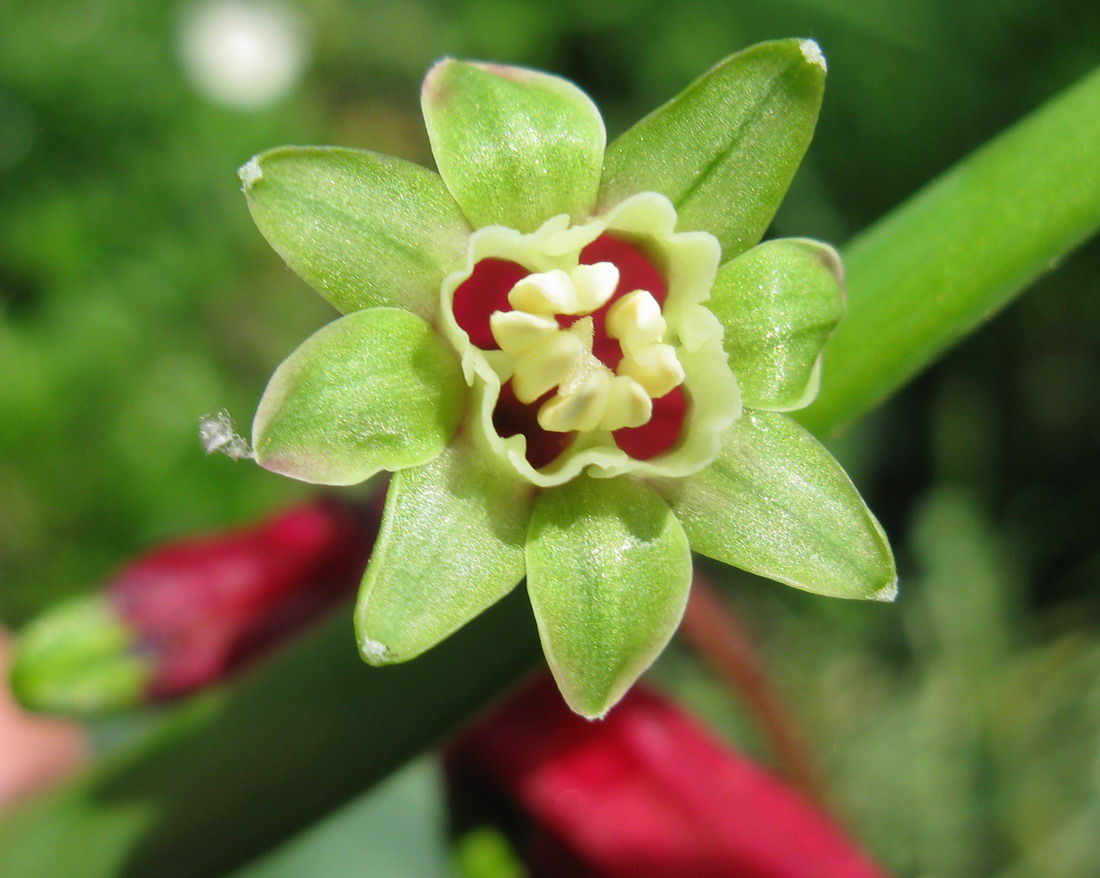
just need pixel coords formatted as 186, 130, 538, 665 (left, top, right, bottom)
242, 39, 896, 718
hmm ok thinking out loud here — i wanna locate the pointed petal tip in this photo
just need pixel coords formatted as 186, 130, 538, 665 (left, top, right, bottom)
421, 58, 457, 109
562, 688, 616, 721
871, 579, 899, 602
554, 665, 633, 720
358, 635, 392, 665
423, 56, 454, 82
238, 157, 263, 191
800, 39, 827, 73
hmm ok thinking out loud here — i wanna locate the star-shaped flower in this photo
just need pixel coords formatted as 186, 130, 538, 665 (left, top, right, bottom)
239, 39, 896, 718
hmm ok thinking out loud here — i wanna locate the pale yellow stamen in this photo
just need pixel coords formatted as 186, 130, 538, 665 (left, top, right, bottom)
618, 342, 684, 398
600, 375, 652, 430
607, 289, 666, 343
538, 370, 610, 433
507, 263, 619, 316
569, 263, 619, 313
489, 310, 558, 358
607, 290, 685, 397
511, 332, 584, 403
491, 262, 684, 433
507, 269, 575, 316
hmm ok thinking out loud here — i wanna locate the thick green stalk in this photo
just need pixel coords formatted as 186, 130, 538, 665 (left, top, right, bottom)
4, 64, 1100, 878
0, 593, 541, 878
798, 62, 1100, 436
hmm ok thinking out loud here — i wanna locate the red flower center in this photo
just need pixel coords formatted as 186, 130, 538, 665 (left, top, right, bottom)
453, 234, 688, 469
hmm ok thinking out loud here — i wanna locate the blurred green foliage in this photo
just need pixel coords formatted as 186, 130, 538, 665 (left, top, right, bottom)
2, 0, 1099, 875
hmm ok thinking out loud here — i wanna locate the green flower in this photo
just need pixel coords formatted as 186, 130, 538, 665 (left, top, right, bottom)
240, 39, 896, 718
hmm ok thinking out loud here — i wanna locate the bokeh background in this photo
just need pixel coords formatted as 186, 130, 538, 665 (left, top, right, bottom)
2, 1, 1099, 875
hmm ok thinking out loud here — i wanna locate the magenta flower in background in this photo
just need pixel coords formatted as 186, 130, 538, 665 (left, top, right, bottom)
447, 675, 889, 878
12, 498, 378, 713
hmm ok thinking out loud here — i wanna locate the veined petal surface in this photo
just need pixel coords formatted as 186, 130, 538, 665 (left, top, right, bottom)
526, 476, 692, 718
599, 39, 825, 260
253, 308, 465, 485
710, 238, 844, 411
658, 410, 896, 601
422, 60, 605, 233
241, 146, 470, 318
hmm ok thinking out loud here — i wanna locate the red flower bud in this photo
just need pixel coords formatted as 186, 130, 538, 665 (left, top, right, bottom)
13, 498, 378, 714
113, 497, 377, 699
446, 675, 889, 878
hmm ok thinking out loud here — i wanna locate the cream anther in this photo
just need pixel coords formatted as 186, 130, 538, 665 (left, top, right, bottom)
538, 369, 610, 433
607, 290, 666, 347
619, 343, 684, 397
507, 263, 618, 316
570, 262, 619, 313
607, 289, 684, 397
508, 269, 574, 315
490, 255, 685, 433
602, 375, 652, 429
512, 332, 584, 403
490, 310, 557, 357
538, 371, 653, 433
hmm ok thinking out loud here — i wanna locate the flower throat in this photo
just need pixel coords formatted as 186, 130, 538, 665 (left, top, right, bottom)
452, 235, 688, 468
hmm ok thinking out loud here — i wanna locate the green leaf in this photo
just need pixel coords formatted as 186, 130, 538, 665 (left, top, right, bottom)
710, 238, 844, 411
355, 438, 533, 664
241, 146, 470, 319
422, 60, 605, 233
253, 308, 465, 486
525, 476, 691, 718
598, 39, 825, 260
659, 410, 895, 600
798, 60, 1100, 435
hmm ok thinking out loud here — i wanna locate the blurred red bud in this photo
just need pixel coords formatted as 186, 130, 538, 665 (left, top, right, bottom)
112, 497, 378, 700
446, 675, 889, 878
13, 497, 378, 714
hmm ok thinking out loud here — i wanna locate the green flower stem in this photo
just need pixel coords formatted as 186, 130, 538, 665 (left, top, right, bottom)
798, 61, 1100, 436
5, 63, 1100, 878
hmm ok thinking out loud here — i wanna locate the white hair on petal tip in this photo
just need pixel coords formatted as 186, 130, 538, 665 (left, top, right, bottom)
199, 409, 254, 460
